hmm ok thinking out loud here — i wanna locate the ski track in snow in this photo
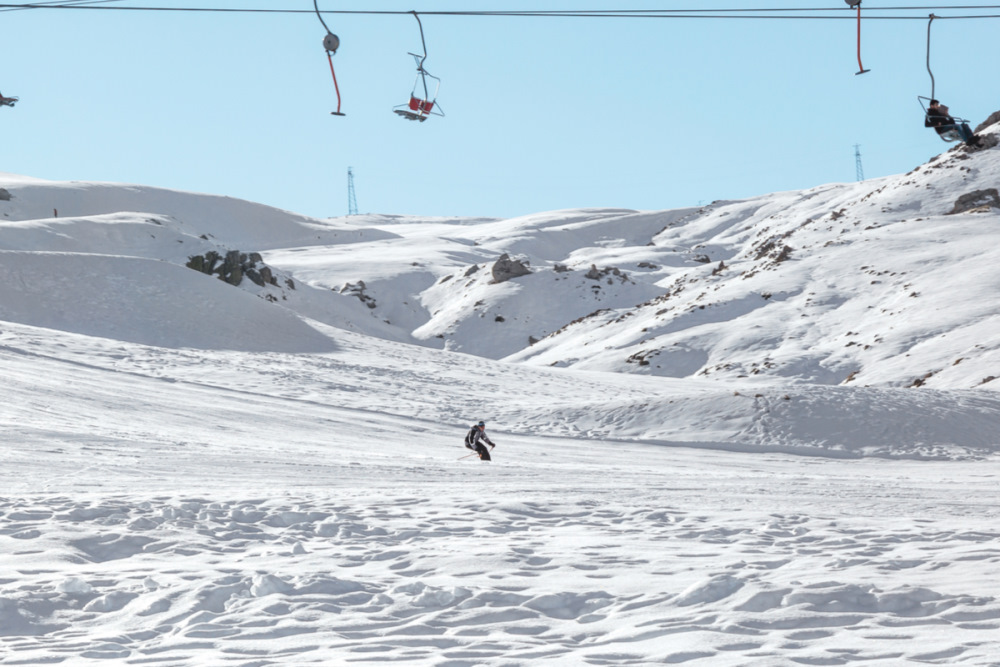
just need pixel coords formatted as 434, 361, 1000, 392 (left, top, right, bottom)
2, 488, 1000, 666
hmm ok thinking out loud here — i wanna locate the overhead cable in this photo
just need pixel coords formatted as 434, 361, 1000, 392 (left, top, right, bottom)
2, 3, 1000, 19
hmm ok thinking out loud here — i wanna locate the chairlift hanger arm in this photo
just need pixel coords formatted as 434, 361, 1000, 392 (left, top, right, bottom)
412, 11, 429, 69
926, 13, 936, 100
849, 0, 870, 74
313, 0, 345, 116
407, 11, 434, 106
313, 0, 332, 36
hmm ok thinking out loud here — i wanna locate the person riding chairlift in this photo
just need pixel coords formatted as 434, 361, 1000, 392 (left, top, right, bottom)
0, 91, 17, 107
925, 99, 981, 147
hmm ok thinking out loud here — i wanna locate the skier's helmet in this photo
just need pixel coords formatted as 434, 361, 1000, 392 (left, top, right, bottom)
477, 421, 486, 429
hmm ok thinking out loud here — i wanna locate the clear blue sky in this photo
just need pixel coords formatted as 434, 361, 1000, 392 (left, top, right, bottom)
2, 2, 997, 219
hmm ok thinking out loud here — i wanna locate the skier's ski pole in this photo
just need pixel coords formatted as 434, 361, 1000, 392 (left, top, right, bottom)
458, 452, 479, 460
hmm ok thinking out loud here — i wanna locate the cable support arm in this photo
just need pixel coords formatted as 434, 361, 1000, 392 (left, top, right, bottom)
926, 13, 936, 100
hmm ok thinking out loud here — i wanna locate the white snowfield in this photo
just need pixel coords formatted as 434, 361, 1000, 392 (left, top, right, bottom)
1, 120, 1000, 665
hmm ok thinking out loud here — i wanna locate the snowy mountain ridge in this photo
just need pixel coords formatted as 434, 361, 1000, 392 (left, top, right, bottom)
3, 121, 1000, 667
1, 115, 1000, 460
16, 118, 999, 390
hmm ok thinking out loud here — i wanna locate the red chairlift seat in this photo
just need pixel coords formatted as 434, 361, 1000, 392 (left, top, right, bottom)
394, 95, 437, 122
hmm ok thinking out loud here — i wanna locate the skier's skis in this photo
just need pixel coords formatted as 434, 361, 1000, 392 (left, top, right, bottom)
458, 444, 494, 461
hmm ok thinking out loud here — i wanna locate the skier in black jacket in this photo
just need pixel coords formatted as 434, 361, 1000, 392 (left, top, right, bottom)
464, 421, 496, 461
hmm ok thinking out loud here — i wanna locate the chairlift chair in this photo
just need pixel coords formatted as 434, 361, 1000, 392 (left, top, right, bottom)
918, 95, 966, 143
919, 15, 967, 143
393, 54, 444, 122
0, 93, 17, 108
393, 12, 444, 122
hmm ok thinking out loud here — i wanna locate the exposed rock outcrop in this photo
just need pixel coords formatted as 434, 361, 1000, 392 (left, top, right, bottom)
584, 265, 631, 284
186, 250, 281, 288
340, 280, 376, 308
491, 254, 531, 283
974, 110, 1000, 133
948, 188, 1000, 215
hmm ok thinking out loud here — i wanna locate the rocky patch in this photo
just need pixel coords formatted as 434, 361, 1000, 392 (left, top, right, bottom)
340, 280, 376, 308
186, 250, 284, 289
949, 188, 1000, 215
491, 253, 532, 283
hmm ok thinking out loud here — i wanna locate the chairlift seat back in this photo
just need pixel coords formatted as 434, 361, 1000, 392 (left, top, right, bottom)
408, 96, 434, 114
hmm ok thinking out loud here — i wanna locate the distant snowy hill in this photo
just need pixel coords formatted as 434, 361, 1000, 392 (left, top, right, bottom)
2, 114, 1000, 458
506, 136, 1000, 390
4, 118, 1000, 667
4, 118, 999, 387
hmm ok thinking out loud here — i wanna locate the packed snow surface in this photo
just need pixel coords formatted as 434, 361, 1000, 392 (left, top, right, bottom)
1, 121, 1000, 665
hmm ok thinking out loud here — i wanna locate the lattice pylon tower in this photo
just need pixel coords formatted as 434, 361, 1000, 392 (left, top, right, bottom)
347, 167, 358, 216
854, 144, 865, 182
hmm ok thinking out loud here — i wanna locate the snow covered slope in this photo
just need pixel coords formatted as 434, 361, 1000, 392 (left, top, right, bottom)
4, 117, 999, 386
271, 120, 1000, 389
3, 126, 1000, 666
2, 118, 1000, 453
507, 134, 1000, 389
0, 178, 416, 346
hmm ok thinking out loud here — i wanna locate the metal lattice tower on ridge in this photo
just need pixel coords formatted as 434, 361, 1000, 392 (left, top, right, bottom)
347, 167, 358, 215
854, 144, 865, 182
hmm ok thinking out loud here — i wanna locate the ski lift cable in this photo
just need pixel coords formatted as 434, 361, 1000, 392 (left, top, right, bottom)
0, 0, 125, 12
4, 4, 1000, 19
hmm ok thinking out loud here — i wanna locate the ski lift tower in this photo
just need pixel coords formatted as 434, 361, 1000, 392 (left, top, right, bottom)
854, 144, 865, 182
347, 167, 358, 215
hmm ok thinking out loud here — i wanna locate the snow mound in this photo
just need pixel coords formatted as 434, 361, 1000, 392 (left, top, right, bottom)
0, 250, 336, 352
